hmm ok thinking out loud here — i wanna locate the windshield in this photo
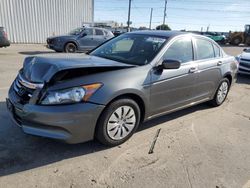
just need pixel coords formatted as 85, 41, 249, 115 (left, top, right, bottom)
69, 27, 84, 35
90, 34, 167, 65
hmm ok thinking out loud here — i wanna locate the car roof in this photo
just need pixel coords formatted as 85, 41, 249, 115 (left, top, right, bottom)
127, 30, 218, 43
127, 30, 188, 38
84, 26, 110, 31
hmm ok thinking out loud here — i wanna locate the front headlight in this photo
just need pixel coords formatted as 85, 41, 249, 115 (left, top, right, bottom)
41, 83, 102, 105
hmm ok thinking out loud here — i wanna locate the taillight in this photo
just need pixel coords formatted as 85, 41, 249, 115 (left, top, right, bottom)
3, 31, 8, 39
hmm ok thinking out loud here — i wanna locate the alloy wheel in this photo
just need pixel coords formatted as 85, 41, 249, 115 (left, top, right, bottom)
217, 81, 229, 104
66, 43, 76, 53
107, 106, 136, 140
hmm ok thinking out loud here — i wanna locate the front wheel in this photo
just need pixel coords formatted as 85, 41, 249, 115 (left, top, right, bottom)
210, 78, 230, 107
95, 98, 141, 146
64, 42, 77, 53
231, 37, 242, 46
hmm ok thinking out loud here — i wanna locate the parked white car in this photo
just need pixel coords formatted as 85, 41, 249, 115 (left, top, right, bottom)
237, 48, 250, 75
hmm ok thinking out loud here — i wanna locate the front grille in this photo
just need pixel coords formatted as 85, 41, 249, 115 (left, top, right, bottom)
239, 61, 250, 69
47, 38, 54, 44
13, 78, 35, 104
239, 68, 250, 73
241, 58, 250, 62
13, 73, 45, 104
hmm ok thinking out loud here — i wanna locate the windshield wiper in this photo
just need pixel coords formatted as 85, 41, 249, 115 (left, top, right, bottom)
95, 55, 131, 65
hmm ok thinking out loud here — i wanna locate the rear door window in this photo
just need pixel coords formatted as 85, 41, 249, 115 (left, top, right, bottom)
195, 38, 215, 60
95, 29, 104, 36
213, 44, 220, 57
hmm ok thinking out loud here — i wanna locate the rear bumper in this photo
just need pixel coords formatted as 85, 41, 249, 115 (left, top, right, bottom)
0, 40, 10, 47
7, 89, 105, 144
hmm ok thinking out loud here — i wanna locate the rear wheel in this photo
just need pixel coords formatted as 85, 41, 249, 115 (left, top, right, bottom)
96, 98, 141, 146
231, 36, 242, 46
210, 78, 230, 107
64, 42, 77, 53
245, 37, 250, 46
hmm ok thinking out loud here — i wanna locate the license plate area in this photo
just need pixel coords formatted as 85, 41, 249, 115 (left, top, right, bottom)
6, 98, 22, 126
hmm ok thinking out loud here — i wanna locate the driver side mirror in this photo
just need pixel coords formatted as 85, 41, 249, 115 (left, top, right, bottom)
80, 33, 87, 38
243, 48, 249, 52
161, 59, 181, 69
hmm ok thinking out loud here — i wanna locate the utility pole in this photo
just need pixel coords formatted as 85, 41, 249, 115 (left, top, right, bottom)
163, 0, 167, 25
207, 24, 210, 32
127, 0, 132, 32
149, 8, 153, 30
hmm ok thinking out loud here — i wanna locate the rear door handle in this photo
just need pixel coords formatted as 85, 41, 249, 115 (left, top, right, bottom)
217, 61, 223, 66
189, 67, 198, 73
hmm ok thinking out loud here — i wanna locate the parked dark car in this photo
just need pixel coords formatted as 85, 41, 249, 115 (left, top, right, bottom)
47, 27, 114, 53
0, 27, 10, 48
112, 30, 125, 37
7, 31, 238, 146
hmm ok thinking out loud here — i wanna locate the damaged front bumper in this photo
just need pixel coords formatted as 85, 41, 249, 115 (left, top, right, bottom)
7, 85, 105, 144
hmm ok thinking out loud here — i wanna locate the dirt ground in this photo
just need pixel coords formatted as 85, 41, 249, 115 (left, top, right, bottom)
0, 45, 250, 188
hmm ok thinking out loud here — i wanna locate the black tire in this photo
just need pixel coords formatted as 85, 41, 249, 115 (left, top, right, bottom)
210, 78, 230, 107
246, 37, 250, 46
231, 36, 242, 46
95, 98, 141, 146
64, 42, 77, 53
218, 38, 225, 45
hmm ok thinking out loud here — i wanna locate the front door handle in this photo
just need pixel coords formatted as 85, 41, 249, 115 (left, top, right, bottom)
217, 61, 223, 66
189, 67, 198, 73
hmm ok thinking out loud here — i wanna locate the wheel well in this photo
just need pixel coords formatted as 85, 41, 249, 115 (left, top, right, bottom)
224, 74, 232, 86
106, 94, 146, 123
64, 41, 78, 51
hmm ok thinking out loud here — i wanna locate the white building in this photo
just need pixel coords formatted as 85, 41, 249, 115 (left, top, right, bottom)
0, 0, 94, 43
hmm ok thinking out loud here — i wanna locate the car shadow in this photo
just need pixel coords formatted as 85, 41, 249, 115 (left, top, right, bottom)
236, 74, 250, 84
139, 103, 210, 132
0, 100, 210, 177
18, 51, 57, 55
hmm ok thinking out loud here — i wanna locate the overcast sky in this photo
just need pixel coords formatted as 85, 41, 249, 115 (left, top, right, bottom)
94, 0, 250, 32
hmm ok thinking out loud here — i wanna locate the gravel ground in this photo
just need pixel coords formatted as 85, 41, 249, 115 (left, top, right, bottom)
0, 45, 249, 188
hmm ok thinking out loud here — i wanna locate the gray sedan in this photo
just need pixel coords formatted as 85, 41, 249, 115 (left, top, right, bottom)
7, 31, 238, 146
47, 27, 114, 53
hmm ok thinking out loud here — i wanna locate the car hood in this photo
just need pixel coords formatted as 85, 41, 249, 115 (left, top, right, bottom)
240, 52, 250, 60
22, 54, 135, 83
47, 35, 76, 40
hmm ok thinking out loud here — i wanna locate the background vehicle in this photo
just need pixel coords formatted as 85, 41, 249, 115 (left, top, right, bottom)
0, 27, 10, 48
203, 32, 226, 44
237, 48, 250, 75
112, 30, 125, 37
7, 31, 237, 146
228, 25, 250, 46
47, 27, 114, 53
